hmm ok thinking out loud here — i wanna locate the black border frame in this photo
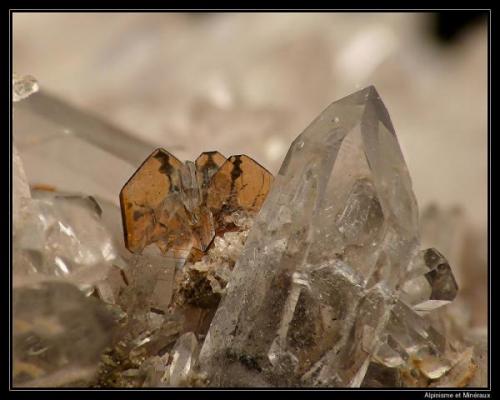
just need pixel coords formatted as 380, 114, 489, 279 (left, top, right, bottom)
6, 8, 493, 399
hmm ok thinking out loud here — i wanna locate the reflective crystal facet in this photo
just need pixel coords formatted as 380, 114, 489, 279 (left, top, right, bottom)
13, 282, 113, 387
13, 83, 469, 387
199, 86, 460, 387
13, 190, 121, 287
402, 248, 459, 313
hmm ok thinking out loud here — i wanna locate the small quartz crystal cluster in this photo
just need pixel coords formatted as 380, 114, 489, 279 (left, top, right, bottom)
12, 85, 478, 388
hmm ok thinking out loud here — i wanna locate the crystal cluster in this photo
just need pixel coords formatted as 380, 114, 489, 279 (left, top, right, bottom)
91, 216, 252, 387
12, 85, 479, 388
13, 105, 117, 386
13, 282, 113, 387
197, 86, 471, 387
13, 190, 123, 287
12, 189, 117, 387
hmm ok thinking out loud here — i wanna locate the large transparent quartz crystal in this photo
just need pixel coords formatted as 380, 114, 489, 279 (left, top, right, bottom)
12, 79, 130, 289
199, 86, 462, 387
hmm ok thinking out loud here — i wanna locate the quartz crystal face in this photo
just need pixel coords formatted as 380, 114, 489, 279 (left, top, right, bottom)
401, 248, 459, 313
166, 332, 201, 386
13, 189, 121, 287
120, 149, 273, 260
198, 86, 464, 387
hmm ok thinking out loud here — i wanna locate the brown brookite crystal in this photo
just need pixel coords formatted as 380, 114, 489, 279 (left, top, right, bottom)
120, 150, 273, 261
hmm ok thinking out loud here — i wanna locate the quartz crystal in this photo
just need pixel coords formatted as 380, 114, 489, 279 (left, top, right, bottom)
13, 281, 113, 387
12, 83, 476, 388
12, 96, 118, 387
198, 86, 463, 387
12, 190, 119, 387
13, 190, 122, 287
13, 90, 147, 207
90, 210, 254, 388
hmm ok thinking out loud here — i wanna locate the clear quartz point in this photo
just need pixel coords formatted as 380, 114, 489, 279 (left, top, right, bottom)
13, 145, 31, 236
116, 247, 176, 313
13, 190, 120, 286
198, 86, 461, 387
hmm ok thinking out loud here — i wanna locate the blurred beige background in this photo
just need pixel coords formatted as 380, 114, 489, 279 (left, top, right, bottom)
13, 12, 488, 325
13, 12, 487, 230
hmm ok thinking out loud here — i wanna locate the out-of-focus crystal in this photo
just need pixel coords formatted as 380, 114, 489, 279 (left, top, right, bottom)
13, 190, 121, 287
140, 353, 170, 387
13, 281, 113, 387
428, 347, 476, 388
13, 91, 145, 207
90, 209, 254, 387
12, 74, 39, 102
93, 312, 182, 387
374, 300, 452, 379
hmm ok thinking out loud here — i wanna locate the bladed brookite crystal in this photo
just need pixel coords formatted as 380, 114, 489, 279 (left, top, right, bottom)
120, 150, 273, 262
198, 86, 462, 387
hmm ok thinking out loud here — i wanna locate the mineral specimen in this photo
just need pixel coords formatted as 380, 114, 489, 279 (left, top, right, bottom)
198, 85, 464, 387
119, 149, 273, 261
166, 332, 201, 386
12, 135, 118, 387
13, 84, 476, 388
13, 189, 122, 287
401, 248, 459, 313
